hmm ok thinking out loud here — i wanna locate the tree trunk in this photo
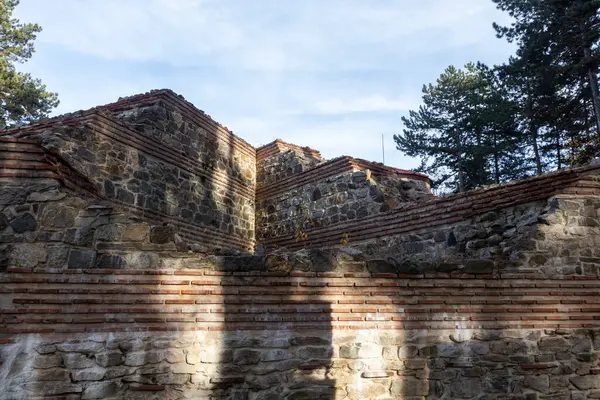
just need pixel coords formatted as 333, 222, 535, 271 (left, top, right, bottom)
582, 40, 600, 135
531, 124, 542, 175
455, 129, 464, 193
493, 133, 500, 183
556, 132, 562, 169
525, 95, 543, 175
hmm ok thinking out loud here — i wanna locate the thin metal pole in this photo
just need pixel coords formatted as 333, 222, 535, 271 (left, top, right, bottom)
382, 133, 385, 165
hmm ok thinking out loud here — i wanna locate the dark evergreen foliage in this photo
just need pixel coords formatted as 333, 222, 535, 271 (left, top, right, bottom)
1, 0, 59, 128
396, 0, 600, 192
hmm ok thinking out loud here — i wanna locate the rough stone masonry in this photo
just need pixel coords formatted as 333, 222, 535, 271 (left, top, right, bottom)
1, 89, 600, 399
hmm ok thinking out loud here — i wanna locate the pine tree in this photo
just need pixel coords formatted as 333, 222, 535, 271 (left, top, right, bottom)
0, 0, 58, 128
395, 63, 521, 193
492, 0, 600, 163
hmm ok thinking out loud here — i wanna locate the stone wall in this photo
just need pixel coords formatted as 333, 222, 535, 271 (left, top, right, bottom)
256, 139, 325, 186
3, 89, 600, 399
3, 328, 599, 400
2, 250, 600, 399
2, 91, 257, 252
262, 164, 600, 255
255, 152, 431, 246
0, 173, 261, 270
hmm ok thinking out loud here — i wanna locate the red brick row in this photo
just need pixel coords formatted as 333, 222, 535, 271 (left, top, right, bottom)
8, 267, 600, 281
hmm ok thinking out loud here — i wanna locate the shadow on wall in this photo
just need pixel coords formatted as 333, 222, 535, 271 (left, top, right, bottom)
208, 253, 335, 400
105, 112, 335, 399
3, 104, 600, 399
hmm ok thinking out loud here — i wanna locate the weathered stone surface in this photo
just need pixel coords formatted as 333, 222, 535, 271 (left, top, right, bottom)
81, 381, 120, 399
28, 189, 66, 202
450, 378, 483, 398
94, 253, 128, 268
297, 346, 333, 359
524, 375, 549, 393
462, 259, 495, 273
11, 243, 46, 267
41, 205, 78, 228
262, 349, 293, 362
233, 349, 262, 365
10, 213, 37, 233
62, 353, 95, 369
264, 253, 293, 273
391, 377, 428, 397
150, 224, 176, 244
2, 95, 600, 400
24, 382, 83, 396
67, 249, 97, 269
121, 223, 149, 242
96, 224, 124, 241
570, 375, 600, 390
538, 337, 570, 352
36, 368, 70, 381
46, 246, 69, 268
71, 367, 105, 381
95, 351, 123, 367
33, 354, 63, 369
56, 341, 104, 354
124, 351, 164, 366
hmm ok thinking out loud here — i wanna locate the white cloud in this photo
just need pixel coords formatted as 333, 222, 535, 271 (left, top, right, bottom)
17, 0, 512, 71
13, 0, 516, 174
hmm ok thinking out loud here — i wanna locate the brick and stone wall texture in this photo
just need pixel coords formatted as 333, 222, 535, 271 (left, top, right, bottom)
3, 89, 600, 399
2, 249, 600, 399
255, 149, 431, 247
264, 164, 600, 259
1, 179, 600, 399
256, 139, 325, 186
1, 91, 257, 253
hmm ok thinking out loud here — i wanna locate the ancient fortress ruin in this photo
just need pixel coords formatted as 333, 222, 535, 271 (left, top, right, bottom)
1, 89, 600, 399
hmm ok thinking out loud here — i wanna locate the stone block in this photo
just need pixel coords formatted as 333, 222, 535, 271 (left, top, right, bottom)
23, 382, 83, 396
62, 353, 95, 369
96, 224, 124, 241
150, 224, 176, 244
95, 351, 123, 367
81, 381, 120, 399
570, 375, 600, 390
36, 368, 70, 381
462, 259, 495, 273
391, 377, 428, 397
56, 341, 104, 354
11, 243, 47, 268
46, 246, 69, 268
122, 223, 149, 241
524, 375, 549, 393
33, 354, 63, 369
94, 253, 128, 268
71, 367, 105, 381
538, 337, 570, 353
124, 350, 164, 366
297, 346, 333, 360
63, 227, 95, 246
449, 378, 483, 398
398, 345, 418, 359
263, 349, 293, 362
104, 366, 137, 379
41, 205, 78, 228
67, 249, 97, 269
9, 213, 37, 233
233, 349, 262, 365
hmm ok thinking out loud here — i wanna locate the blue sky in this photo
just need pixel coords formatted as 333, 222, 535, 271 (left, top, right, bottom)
15, 0, 515, 169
